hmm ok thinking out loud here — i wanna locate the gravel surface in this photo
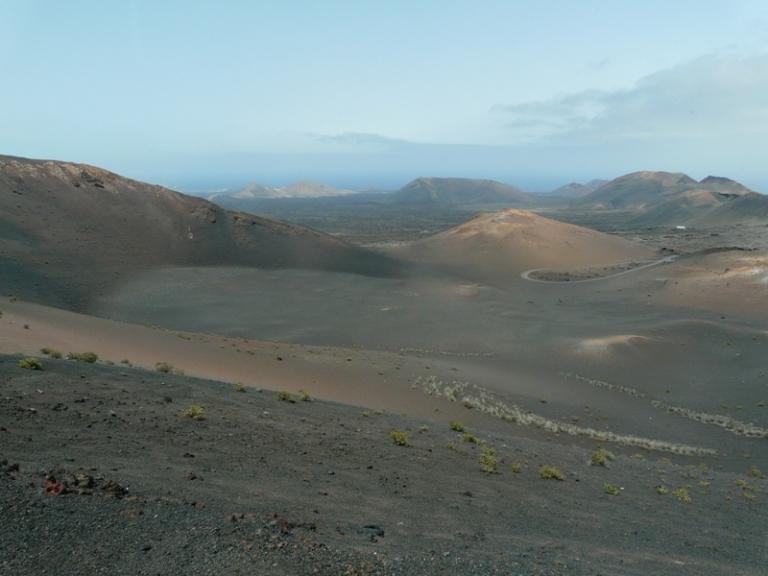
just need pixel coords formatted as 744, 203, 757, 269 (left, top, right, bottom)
1, 356, 766, 575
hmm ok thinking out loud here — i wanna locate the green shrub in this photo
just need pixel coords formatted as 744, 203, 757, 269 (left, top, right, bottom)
590, 448, 615, 467
672, 487, 691, 503
19, 357, 42, 370
480, 446, 498, 474
736, 478, 753, 490
462, 432, 479, 444
181, 405, 205, 420
603, 482, 621, 496
235, 382, 247, 392
418, 425, 429, 433
390, 430, 409, 446
656, 485, 669, 495
40, 347, 62, 359
298, 389, 311, 402
277, 390, 296, 403
539, 465, 565, 481
510, 462, 523, 474
746, 465, 766, 479
449, 420, 465, 432
67, 351, 98, 363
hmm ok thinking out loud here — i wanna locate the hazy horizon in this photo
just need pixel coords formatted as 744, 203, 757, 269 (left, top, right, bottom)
3, 1, 768, 192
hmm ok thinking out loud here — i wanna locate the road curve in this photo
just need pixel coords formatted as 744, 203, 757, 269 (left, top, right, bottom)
521, 255, 678, 284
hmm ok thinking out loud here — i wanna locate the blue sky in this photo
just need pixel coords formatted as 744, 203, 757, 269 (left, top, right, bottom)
2, 0, 768, 191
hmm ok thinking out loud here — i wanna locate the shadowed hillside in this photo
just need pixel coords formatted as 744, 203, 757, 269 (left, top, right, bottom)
0, 155, 402, 308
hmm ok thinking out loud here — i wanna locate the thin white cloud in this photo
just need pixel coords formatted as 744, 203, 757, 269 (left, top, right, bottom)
498, 53, 768, 144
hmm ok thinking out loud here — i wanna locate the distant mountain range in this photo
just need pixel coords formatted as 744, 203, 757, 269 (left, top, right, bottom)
211, 176, 533, 211
210, 180, 358, 200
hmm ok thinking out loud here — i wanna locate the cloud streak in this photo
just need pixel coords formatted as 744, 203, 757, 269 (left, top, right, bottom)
498, 53, 768, 144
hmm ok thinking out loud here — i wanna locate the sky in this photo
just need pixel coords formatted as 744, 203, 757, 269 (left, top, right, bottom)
2, 0, 768, 192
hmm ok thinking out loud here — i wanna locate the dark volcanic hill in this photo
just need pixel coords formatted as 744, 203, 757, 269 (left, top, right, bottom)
388, 177, 531, 206
0, 155, 400, 307
693, 191, 768, 226
575, 171, 758, 227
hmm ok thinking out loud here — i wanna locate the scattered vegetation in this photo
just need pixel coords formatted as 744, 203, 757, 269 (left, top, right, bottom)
539, 465, 565, 481
180, 405, 205, 420
479, 446, 498, 474
418, 425, 429, 433
390, 430, 410, 447
19, 357, 42, 370
40, 347, 62, 359
590, 448, 615, 467
656, 485, 669, 495
510, 462, 523, 474
298, 389, 311, 402
235, 382, 247, 392
66, 351, 98, 363
120, 359, 132, 365
672, 487, 692, 503
449, 420, 465, 432
603, 482, 621, 496
277, 390, 296, 403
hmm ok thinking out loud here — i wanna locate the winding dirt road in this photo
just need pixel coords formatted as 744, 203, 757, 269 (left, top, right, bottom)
521, 255, 678, 284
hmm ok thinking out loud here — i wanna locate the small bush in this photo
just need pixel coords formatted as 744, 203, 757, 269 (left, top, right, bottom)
67, 351, 98, 363
418, 425, 429, 433
590, 448, 615, 467
277, 390, 296, 403
120, 359, 131, 365
480, 446, 498, 474
746, 465, 766, 479
181, 405, 205, 420
672, 487, 691, 504
462, 432, 479, 444
656, 485, 669, 495
449, 420, 465, 432
603, 482, 621, 496
40, 347, 62, 359
390, 430, 409, 446
539, 465, 565, 481
235, 382, 247, 392
736, 478, 753, 490
155, 362, 174, 374
298, 389, 311, 402
510, 462, 523, 474
19, 357, 42, 370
